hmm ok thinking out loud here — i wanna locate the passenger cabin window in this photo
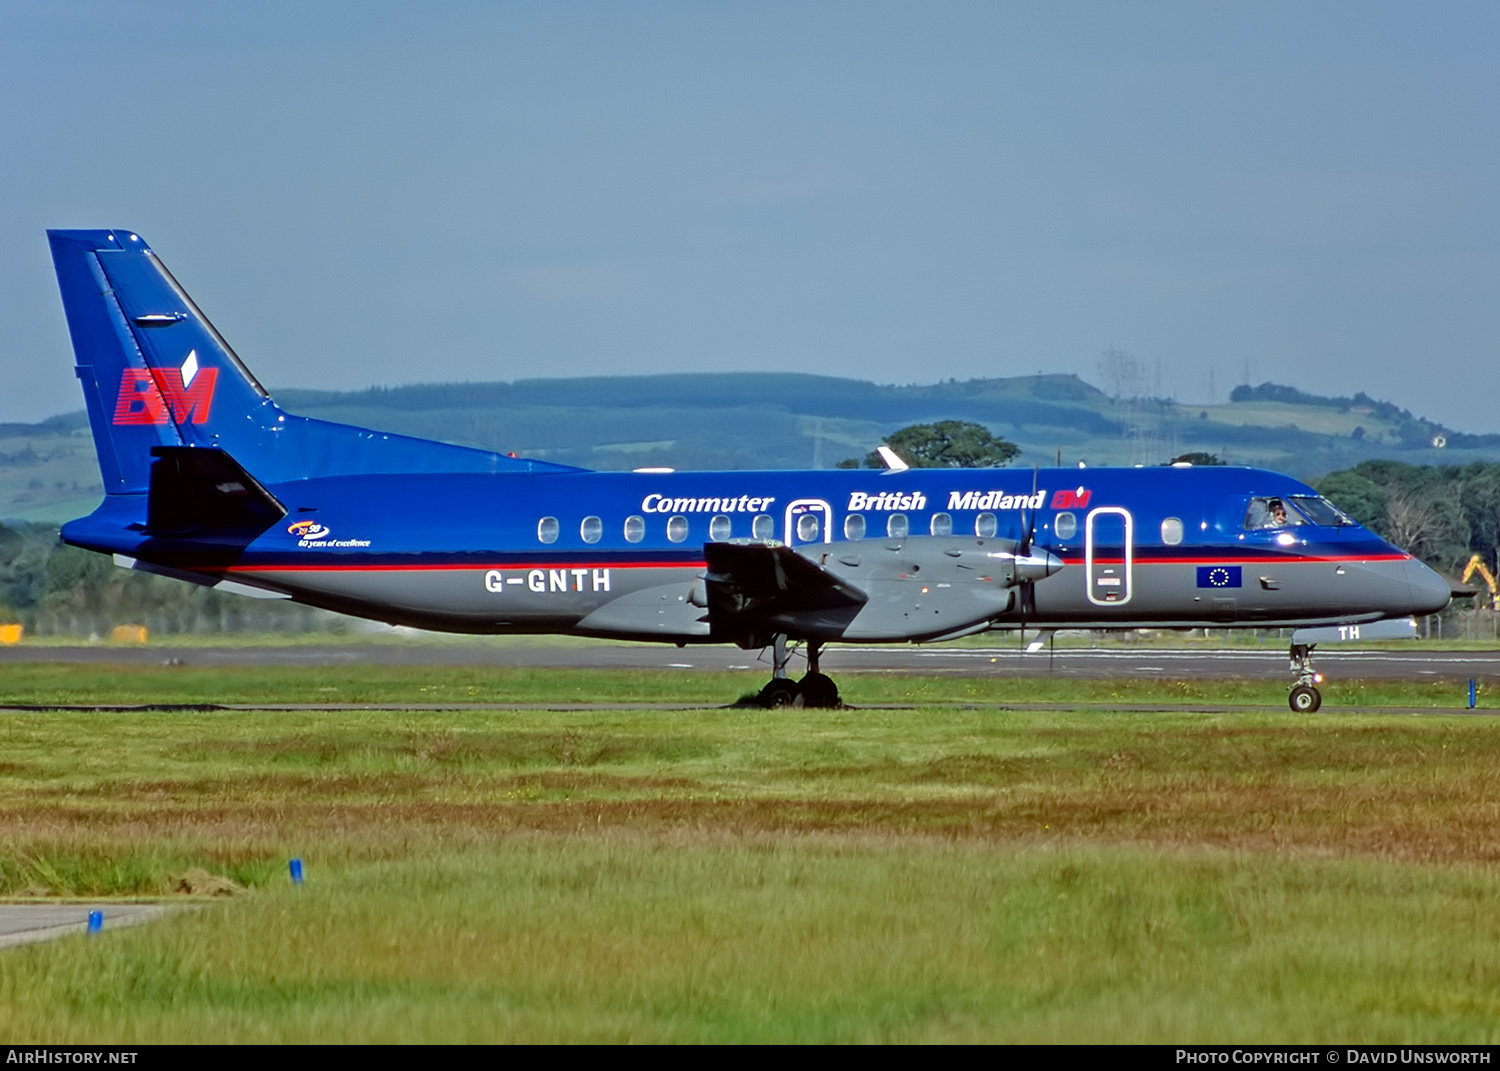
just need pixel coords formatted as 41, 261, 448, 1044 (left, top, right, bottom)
752, 514, 775, 541
580, 516, 602, 544
537, 516, 559, 544
709, 514, 732, 541
1244, 497, 1307, 530
1054, 511, 1077, 541
666, 515, 689, 543
930, 512, 952, 537
975, 512, 998, 539
887, 513, 909, 538
796, 513, 821, 543
844, 514, 866, 540
1160, 517, 1184, 545
623, 515, 645, 543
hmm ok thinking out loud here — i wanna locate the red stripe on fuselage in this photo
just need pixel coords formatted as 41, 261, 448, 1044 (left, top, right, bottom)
225, 560, 706, 573
221, 552, 1408, 574
1062, 553, 1411, 566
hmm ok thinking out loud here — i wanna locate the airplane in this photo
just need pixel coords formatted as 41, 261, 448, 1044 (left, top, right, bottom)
44, 228, 1452, 712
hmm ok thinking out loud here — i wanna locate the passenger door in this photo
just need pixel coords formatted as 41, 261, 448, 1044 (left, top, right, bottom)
1085, 506, 1134, 606
785, 499, 833, 546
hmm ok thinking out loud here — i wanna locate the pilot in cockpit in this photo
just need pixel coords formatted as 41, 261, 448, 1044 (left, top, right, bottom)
1245, 497, 1301, 529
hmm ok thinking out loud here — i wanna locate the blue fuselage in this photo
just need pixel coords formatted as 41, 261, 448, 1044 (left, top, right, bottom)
62, 464, 1452, 641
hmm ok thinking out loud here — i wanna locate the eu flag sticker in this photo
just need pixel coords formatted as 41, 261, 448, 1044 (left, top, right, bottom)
1197, 566, 1242, 588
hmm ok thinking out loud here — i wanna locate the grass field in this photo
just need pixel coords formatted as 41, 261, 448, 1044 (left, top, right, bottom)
0, 660, 1487, 709
1, 664, 1499, 1042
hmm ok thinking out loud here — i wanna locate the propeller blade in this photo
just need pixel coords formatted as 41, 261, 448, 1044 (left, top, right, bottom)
1021, 464, 1040, 554
1018, 463, 1040, 641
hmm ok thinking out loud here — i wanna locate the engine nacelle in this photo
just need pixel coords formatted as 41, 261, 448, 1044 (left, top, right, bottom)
796, 536, 1062, 642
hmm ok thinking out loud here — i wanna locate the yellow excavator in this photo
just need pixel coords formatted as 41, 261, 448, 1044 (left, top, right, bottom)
1461, 554, 1499, 610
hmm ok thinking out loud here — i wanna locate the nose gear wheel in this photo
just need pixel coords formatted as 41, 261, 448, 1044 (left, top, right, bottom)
1289, 684, 1321, 712
1288, 643, 1323, 713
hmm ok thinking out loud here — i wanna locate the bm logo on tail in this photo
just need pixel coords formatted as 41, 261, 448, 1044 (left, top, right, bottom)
112, 350, 217, 425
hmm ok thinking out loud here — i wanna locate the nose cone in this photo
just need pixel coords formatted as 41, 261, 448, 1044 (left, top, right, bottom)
1405, 558, 1453, 616
1016, 549, 1064, 584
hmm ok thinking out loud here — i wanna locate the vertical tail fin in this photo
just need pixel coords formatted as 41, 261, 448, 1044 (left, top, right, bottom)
48, 229, 275, 494
48, 229, 581, 494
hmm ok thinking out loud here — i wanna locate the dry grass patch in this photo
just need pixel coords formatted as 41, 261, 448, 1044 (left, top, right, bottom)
1, 705, 1499, 883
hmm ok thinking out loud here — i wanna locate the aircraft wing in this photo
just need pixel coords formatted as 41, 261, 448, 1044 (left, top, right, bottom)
702, 542, 868, 643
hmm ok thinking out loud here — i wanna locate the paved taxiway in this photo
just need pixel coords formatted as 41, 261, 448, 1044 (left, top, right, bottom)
2, 642, 1498, 681
0, 903, 171, 949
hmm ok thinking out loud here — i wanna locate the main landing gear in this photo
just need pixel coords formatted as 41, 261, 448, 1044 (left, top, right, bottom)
756, 635, 842, 709
1288, 642, 1323, 713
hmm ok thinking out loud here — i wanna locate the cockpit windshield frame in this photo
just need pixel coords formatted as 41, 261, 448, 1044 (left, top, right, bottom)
1244, 494, 1355, 530
1287, 495, 1355, 527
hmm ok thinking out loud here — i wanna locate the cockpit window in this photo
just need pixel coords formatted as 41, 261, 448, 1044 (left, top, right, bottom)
1244, 497, 1307, 530
1288, 495, 1353, 527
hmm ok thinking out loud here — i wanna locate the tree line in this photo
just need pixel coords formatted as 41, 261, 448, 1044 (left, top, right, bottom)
1316, 460, 1500, 575
0, 523, 337, 638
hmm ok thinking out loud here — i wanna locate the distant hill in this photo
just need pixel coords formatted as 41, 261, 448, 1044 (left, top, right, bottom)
5, 372, 1498, 524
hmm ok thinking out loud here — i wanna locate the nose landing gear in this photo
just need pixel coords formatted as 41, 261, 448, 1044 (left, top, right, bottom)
1289, 642, 1323, 712
755, 635, 843, 708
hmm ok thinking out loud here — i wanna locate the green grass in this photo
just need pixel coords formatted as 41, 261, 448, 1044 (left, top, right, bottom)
3, 669, 1500, 1041
7, 847, 1500, 1043
0, 660, 1489, 709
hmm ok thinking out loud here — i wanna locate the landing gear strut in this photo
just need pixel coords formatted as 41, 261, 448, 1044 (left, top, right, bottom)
1288, 642, 1323, 713
756, 634, 800, 708
755, 635, 843, 709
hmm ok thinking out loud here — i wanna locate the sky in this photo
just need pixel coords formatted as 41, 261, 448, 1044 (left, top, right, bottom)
2, 1, 1496, 429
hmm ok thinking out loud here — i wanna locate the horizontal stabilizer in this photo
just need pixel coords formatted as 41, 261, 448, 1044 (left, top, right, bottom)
146, 446, 287, 536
